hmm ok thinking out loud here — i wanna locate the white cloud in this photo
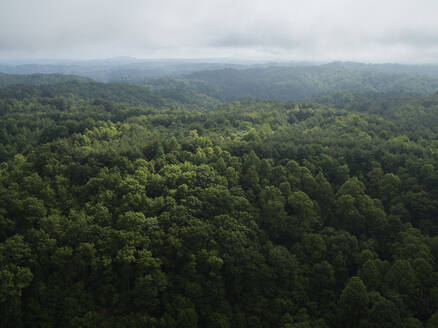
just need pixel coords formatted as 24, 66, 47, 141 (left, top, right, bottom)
1, 0, 438, 62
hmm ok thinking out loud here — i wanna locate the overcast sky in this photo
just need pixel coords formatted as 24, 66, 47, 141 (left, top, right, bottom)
1, 0, 438, 63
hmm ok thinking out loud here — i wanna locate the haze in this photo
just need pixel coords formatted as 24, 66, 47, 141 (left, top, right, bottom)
1, 0, 438, 63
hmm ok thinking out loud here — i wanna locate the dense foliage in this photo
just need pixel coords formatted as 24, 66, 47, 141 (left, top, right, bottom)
0, 73, 92, 87
1, 76, 438, 327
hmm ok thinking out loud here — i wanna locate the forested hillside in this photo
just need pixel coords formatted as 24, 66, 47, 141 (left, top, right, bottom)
3, 60, 438, 102
176, 64, 438, 101
0, 74, 220, 111
0, 73, 91, 87
1, 76, 438, 327
112, 63, 438, 106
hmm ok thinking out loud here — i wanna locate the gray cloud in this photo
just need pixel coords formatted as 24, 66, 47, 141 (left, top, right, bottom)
1, 0, 438, 62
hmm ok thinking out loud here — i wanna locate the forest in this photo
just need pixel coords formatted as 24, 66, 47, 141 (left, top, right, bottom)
0, 68, 438, 327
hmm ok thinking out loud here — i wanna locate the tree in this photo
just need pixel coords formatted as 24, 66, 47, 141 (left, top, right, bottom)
338, 276, 368, 328
367, 295, 402, 328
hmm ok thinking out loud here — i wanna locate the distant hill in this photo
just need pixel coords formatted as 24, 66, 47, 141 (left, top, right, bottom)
141, 64, 438, 102
0, 75, 220, 109
3, 61, 438, 105
0, 73, 91, 87
0, 58, 243, 82
324, 61, 438, 77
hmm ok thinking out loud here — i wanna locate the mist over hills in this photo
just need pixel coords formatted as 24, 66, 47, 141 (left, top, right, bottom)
174, 64, 438, 101
2, 59, 438, 104
0, 58, 244, 82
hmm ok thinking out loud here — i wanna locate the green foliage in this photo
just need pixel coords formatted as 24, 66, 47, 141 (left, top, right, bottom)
0, 75, 437, 327
339, 276, 369, 327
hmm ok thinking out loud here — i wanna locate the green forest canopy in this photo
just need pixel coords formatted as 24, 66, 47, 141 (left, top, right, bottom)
0, 72, 438, 327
